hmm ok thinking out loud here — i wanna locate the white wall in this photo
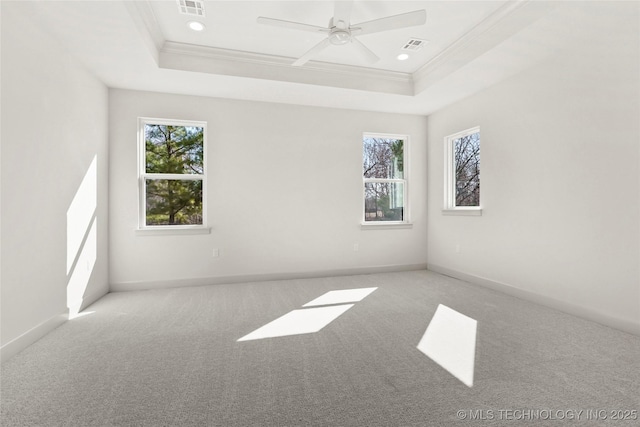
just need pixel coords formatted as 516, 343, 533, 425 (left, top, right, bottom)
1, 2, 109, 359
109, 90, 427, 289
427, 1, 640, 334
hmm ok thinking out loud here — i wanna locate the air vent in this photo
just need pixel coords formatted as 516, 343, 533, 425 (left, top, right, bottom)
177, 0, 206, 17
401, 38, 428, 51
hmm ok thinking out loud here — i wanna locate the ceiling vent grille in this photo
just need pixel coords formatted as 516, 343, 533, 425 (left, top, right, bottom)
401, 38, 428, 51
177, 0, 206, 17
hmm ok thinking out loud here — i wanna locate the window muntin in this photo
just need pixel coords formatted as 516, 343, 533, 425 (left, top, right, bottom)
445, 127, 480, 210
363, 135, 408, 223
138, 118, 206, 228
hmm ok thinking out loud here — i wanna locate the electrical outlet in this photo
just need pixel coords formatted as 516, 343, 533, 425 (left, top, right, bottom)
455, 244, 461, 254
212, 248, 220, 258
353, 243, 359, 252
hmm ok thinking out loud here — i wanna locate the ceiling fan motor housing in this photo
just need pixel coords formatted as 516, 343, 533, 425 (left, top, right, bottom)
330, 29, 351, 45
328, 17, 351, 45
257, 5, 427, 66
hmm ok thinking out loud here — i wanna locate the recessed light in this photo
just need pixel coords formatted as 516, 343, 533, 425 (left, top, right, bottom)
188, 21, 205, 31
397, 53, 410, 61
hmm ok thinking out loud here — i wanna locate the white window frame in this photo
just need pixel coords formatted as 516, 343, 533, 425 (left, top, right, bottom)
362, 132, 412, 229
136, 117, 210, 235
443, 126, 482, 216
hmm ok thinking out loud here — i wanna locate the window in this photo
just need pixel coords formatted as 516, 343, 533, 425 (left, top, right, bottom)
138, 118, 207, 231
363, 134, 408, 224
444, 127, 481, 214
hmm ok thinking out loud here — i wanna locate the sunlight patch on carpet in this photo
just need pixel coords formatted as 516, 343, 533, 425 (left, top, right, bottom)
69, 311, 95, 320
237, 304, 354, 341
417, 304, 477, 387
303, 287, 378, 307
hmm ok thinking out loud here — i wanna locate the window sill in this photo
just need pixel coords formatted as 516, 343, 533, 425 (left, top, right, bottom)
135, 226, 211, 236
361, 222, 413, 230
442, 208, 482, 216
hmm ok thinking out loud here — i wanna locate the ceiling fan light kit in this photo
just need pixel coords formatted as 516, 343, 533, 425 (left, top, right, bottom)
329, 30, 351, 46
257, 0, 426, 67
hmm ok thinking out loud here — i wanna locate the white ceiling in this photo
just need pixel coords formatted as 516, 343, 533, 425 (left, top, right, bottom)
18, 1, 607, 115
149, 1, 504, 74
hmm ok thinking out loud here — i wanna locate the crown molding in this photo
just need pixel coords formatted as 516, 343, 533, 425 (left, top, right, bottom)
122, 0, 165, 64
123, 0, 413, 95
124, 0, 550, 97
413, 0, 553, 94
159, 41, 414, 95
160, 41, 412, 83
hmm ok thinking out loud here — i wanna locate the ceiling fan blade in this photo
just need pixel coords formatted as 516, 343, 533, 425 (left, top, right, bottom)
351, 37, 379, 64
333, 1, 353, 29
292, 38, 332, 66
257, 17, 330, 34
352, 10, 426, 36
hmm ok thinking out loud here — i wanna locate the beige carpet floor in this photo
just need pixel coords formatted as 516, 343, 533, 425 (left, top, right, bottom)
2, 270, 639, 426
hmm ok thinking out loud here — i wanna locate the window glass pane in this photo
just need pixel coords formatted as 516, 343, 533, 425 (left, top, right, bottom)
364, 182, 404, 222
145, 124, 204, 174
146, 179, 203, 225
454, 132, 480, 206
363, 137, 404, 179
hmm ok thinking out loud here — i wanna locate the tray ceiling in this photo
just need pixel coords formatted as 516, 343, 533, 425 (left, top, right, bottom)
15, 1, 609, 115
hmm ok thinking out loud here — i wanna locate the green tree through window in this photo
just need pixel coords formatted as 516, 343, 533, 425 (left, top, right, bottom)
142, 122, 205, 226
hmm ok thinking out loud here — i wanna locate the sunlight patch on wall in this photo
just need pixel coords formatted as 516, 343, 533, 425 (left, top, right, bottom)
238, 304, 354, 341
67, 218, 97, 318
303, 287, 378, 307
66, 156, 98, 318
417, 304, 477, 387
66, 156, 97, 274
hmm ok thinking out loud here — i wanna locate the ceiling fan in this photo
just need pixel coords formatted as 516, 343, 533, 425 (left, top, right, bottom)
257, 1, 426, 66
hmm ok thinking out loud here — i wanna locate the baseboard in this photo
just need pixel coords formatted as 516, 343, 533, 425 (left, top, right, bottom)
2, 286, 109, 364
427, 264, 640, 337
110, 263, 429, 292
68, 285, 109, 315
1, 313, 68, 364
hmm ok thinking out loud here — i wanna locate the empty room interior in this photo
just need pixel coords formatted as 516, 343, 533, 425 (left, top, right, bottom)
1, 0, 639, 425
